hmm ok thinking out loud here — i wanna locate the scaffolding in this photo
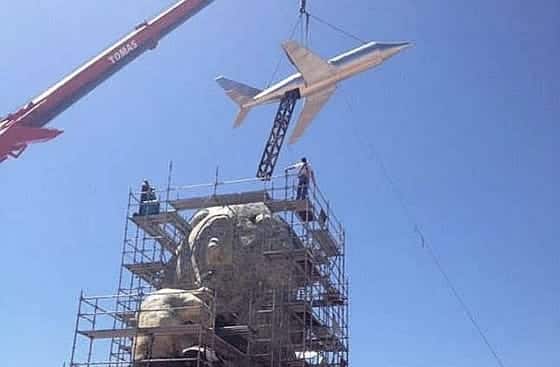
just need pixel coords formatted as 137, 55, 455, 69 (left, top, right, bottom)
69, 173, 349, 367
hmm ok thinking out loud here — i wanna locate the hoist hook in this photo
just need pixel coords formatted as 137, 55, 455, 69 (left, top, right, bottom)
299, 0, 310, 46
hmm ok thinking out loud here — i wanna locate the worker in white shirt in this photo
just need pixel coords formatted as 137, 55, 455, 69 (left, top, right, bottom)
285, 157, 316, 200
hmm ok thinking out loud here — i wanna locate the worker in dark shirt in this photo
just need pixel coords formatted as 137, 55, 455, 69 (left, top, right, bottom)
138, 180, 151, 216
138, 179, 160, 216
286, 157, 316, 200
140, 180, 150, 201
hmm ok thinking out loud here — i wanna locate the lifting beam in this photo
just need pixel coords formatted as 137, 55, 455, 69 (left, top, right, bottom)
256, 89, 300, 179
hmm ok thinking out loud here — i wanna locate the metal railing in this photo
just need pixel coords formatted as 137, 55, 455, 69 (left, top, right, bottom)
70, 289, 216, 367
128, 173, 344, 250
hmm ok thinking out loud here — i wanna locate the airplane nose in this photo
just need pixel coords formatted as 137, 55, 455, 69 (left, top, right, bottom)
378, 42, 412, 59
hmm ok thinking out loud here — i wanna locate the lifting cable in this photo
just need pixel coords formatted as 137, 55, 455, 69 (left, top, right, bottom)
308, 13, 367, 45
268, 1, 367, 87
266, 16, 302, 88
341, 91, 507, 367
300, 0, 366, 46
300, 0, 311, 47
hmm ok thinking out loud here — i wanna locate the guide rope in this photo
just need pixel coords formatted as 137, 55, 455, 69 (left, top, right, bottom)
341, 90, 507, 367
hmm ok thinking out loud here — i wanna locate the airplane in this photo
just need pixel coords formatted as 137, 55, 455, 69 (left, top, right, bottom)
216, 40, 411, 144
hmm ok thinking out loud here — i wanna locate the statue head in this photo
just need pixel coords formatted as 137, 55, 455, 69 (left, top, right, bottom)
162, 203, 299, 322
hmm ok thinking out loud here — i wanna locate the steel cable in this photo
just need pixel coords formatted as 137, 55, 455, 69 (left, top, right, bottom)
266, 16, 302, 88
341, 91, 507, 367
308, 13, 367, 45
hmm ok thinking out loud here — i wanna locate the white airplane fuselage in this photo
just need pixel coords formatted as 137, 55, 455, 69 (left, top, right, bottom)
216, 40, 411, 144
244, 41, 410, 108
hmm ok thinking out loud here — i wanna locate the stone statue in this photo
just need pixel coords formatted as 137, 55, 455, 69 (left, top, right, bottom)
134, 203, 301, 365
134, 288, 212, 363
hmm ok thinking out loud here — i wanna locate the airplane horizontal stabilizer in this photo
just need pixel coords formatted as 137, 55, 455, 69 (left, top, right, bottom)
215, 76, 261, 106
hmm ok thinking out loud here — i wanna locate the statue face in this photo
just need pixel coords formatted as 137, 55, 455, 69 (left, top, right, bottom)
186, 209, 234, 286
165, 203, 298, 319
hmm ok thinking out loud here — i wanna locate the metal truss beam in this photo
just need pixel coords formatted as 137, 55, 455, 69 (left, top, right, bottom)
256, 89, 300, 179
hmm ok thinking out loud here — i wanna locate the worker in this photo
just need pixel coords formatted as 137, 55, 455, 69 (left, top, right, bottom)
137, 180, 150, 216
148, 184, 160, 215
285, 157, 316, 200
137, 179, 160, 216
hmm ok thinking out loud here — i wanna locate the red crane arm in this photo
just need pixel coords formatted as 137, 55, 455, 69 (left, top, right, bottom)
0, 0, 215, 163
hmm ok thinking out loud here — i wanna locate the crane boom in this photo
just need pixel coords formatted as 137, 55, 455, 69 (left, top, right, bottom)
0, 0, 215, 163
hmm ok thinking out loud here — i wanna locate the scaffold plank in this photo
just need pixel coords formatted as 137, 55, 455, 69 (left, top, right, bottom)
79, 324, 203, 339
131, 211, 189, 232
216, 325, 251, 337
124, 262, 166, 286
286, 302, 346, 353
296, 258, 322, 281
130, 215, 179, 252
311, 336, 347, 352
263, 248, 312, 260
114, 311, 137, 327
296, 209, 315, 223
311, 229, 341, 257
125, 261, 166, 274
265, 198, 310, 213
263, 248, 324, 284
79, 324, 248, 360
266, 198, 317, 222
285, 360, 310, 367
323, 285, 346, 305
216, 325, 252, 354
170, 190, 271, 210
163, 211, 191, 235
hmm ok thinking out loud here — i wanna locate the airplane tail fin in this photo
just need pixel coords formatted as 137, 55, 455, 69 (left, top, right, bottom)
215, 76, 261, 127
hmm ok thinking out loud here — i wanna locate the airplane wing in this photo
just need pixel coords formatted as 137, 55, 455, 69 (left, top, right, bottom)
282, 40, 335, 85
289, 86, 336, 145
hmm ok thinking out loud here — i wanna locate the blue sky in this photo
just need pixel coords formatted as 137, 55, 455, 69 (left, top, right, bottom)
1, 0, 559, 366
